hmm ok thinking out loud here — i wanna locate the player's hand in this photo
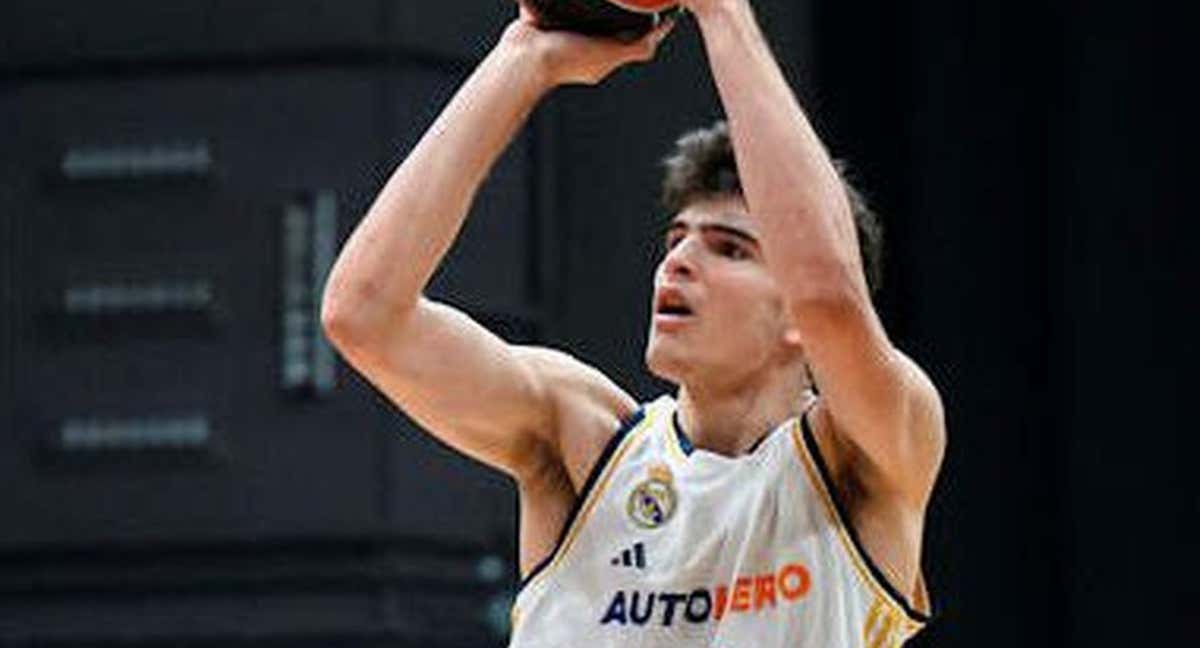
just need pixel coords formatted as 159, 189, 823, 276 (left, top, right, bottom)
501, 3, 676, 87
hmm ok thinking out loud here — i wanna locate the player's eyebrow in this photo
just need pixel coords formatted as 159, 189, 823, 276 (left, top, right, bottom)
666, 219, 761, 248
701, 222, 760, 246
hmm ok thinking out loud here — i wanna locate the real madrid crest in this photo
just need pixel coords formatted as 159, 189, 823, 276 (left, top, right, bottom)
627, 463, 677, 529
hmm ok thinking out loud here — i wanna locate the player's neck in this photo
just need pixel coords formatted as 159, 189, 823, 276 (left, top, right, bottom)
676, 373, 814, 458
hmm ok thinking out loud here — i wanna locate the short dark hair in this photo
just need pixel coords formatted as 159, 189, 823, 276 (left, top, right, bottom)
660, 121, 884, 296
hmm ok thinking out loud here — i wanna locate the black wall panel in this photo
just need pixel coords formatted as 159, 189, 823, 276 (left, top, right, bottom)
0, 63, 529, 557
0, 0, 382, 69
387, 1, 514, 63
0, 86, 11, 490
0, 70, 383, 546
0, 0, 516, 71
4, 590, 379, 645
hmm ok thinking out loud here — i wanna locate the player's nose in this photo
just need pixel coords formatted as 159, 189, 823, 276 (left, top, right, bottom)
661, 237, 699, 280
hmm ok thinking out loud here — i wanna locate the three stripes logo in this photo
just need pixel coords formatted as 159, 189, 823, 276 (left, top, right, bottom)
610, 542, 647, 569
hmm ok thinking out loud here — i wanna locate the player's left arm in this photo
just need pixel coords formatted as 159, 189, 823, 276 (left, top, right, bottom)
687, 0, 945, 501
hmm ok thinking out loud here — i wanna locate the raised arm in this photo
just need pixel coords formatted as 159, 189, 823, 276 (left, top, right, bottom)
321, 12, 670, 480
686, 0, 944, 502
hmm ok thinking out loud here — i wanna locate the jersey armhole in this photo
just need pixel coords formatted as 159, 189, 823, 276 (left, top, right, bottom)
516, 406, 649, 593
794, 409, 934, 625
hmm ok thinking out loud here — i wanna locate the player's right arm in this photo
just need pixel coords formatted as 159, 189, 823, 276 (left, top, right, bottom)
320, 12, 671, 481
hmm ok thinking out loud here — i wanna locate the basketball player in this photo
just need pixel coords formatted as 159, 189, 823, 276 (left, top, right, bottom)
321, 0, 945, 645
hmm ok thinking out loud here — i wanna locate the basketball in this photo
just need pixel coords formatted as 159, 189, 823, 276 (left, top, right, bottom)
608, 0, 679, 12
522, 0, 681, 39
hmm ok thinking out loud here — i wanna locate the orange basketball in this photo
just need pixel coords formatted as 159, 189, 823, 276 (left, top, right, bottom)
607, 0, 679, 13
521, 0, 680, 39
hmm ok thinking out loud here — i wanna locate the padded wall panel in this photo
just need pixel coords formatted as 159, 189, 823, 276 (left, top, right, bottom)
0, 0, 381, 69
0, 70, 382, 547
387, 0, 514, 63
0, 62, 532, 553
1, 1, 518, 70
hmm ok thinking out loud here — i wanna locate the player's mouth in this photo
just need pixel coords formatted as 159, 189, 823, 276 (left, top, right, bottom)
653, 286, 695, 332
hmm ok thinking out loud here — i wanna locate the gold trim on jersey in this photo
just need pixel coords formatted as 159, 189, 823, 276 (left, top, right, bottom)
790, 422, 926, 636
864, 597, 908, 648
510, 407, 660, 629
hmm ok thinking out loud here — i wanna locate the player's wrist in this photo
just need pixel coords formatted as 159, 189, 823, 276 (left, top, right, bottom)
497, 21, 561, 91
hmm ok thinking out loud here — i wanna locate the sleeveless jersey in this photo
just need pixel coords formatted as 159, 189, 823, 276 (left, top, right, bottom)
508, 395, 930, 647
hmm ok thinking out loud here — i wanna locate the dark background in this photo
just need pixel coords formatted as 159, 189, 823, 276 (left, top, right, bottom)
1, 1, 1192, 646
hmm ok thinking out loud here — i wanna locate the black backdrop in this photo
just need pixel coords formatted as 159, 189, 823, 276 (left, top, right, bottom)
1, 1, 1192, 646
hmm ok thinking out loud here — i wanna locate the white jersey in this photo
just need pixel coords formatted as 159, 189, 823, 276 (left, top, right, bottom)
509, 395, 929, 647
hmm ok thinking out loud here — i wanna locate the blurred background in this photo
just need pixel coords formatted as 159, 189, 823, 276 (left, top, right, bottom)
0, 1, 1193, 646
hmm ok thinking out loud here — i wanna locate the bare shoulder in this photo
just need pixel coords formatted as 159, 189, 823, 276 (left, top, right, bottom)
506, 347, 638, 577
816, 346, 946, 506
515, 346, 640, 491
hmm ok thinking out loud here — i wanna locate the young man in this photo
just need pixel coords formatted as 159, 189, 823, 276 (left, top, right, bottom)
321, 1, 945, 645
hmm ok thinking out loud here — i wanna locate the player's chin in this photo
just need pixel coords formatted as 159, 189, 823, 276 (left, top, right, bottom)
644, 334, 688, 383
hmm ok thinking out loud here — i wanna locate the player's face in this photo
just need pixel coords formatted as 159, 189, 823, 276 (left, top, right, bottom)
645, 195, 797, 387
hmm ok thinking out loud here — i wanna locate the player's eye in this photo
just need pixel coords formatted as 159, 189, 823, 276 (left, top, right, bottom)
716, 239, 750, 260
664, 231, 684, 251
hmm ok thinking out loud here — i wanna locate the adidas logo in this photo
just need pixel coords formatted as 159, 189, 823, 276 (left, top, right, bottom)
610, 542, 647, 569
